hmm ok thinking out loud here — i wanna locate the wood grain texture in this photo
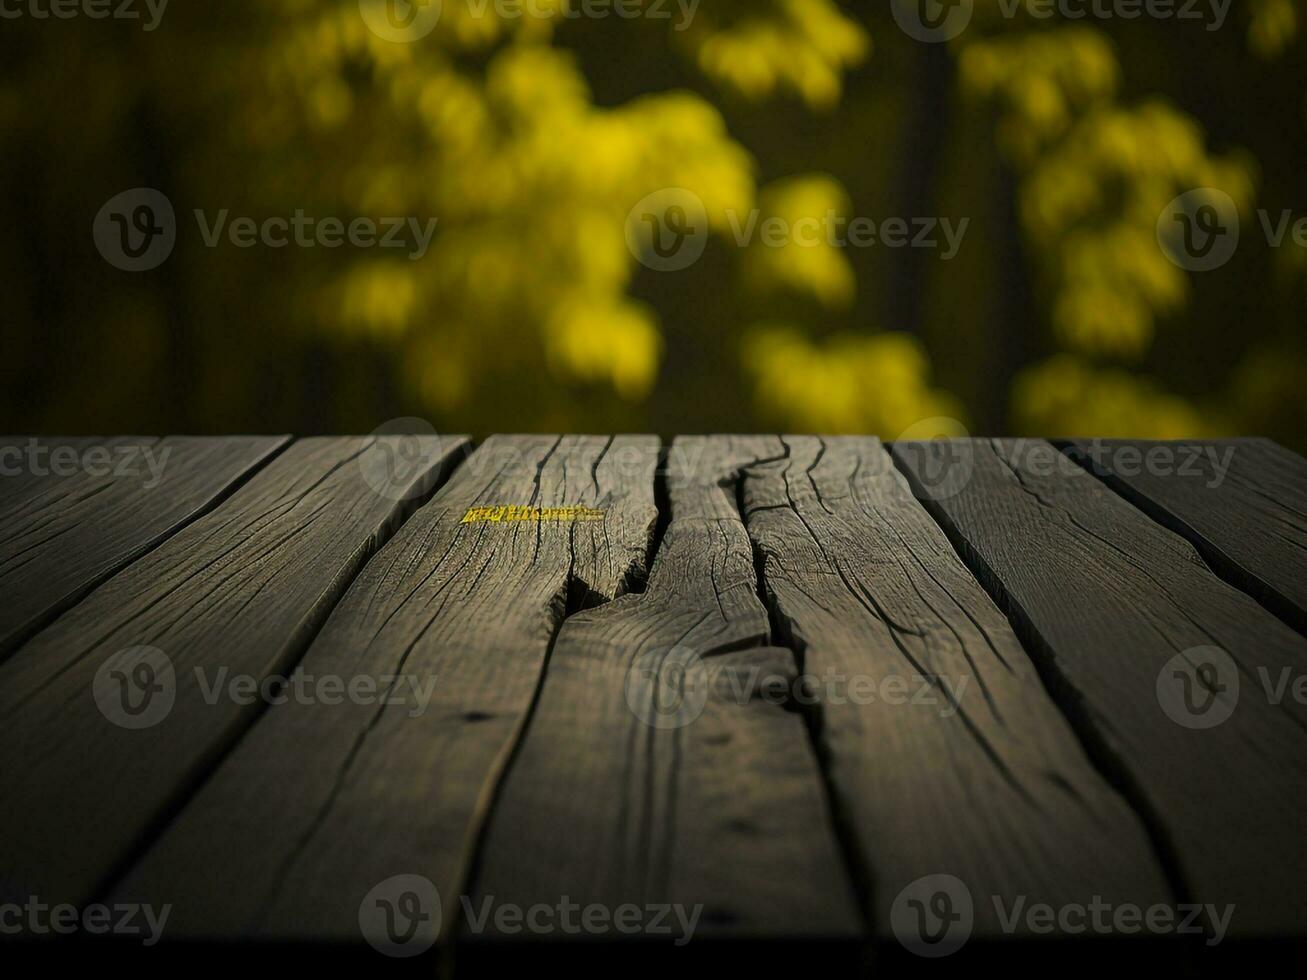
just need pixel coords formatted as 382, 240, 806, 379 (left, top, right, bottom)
893, 438, 1307, 937
113, 435, 659, 945
0, 436, 287, 658
740, 436, 1169, 940
0, 435, 467, 907
1066, 439, 1307, 634
0, 437, 122, 502
469, 436, 861, 943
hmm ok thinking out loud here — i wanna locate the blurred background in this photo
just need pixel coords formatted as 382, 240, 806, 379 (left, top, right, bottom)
2, 0, 1304, 448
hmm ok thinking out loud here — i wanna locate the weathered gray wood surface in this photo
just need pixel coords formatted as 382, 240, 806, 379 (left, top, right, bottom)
0, 435, 466, 907
470, 436, 861, 942
1066, 439, 1307, 634
0, 436, 286, 658
2, 433, 1305, 960
114, 436, 659, 944
893, 438, 1307, 937
743, 436, 1170, 940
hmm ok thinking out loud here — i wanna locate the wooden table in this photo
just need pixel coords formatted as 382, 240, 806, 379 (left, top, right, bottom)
2, 435, 1305, 971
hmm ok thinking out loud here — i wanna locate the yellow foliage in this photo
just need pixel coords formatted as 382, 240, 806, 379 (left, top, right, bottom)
967, 6, 1273, 428
1249, 0, 1300, 58
1010, 89, 1255, 360
678, 0, 869, 109
740, 175, 857, 310
960, 27, 1119, 164
241, 11, 764, 408
330, 263, 421, 339
7, 1, 1295, 445
546, 298, 664, 399
1050, 224, 1188, 357
744, 327, 963, 435
1012, 356, 1214, 438
963, 23, 1260, 394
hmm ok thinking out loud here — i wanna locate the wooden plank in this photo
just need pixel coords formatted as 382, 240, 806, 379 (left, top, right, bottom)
113, 435, 658, 948
467, 436, 861, 944
0, 437, 120, 502
893, 438, 1307, 937
0, 434, 468, 908
740, 436, 1169, 945
0, 436, 287, 659
1066, 439, 1307, 634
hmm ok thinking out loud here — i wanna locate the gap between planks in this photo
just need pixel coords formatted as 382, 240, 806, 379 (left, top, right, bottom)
7, 434, 1305, 955
0, 435, 470, 909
